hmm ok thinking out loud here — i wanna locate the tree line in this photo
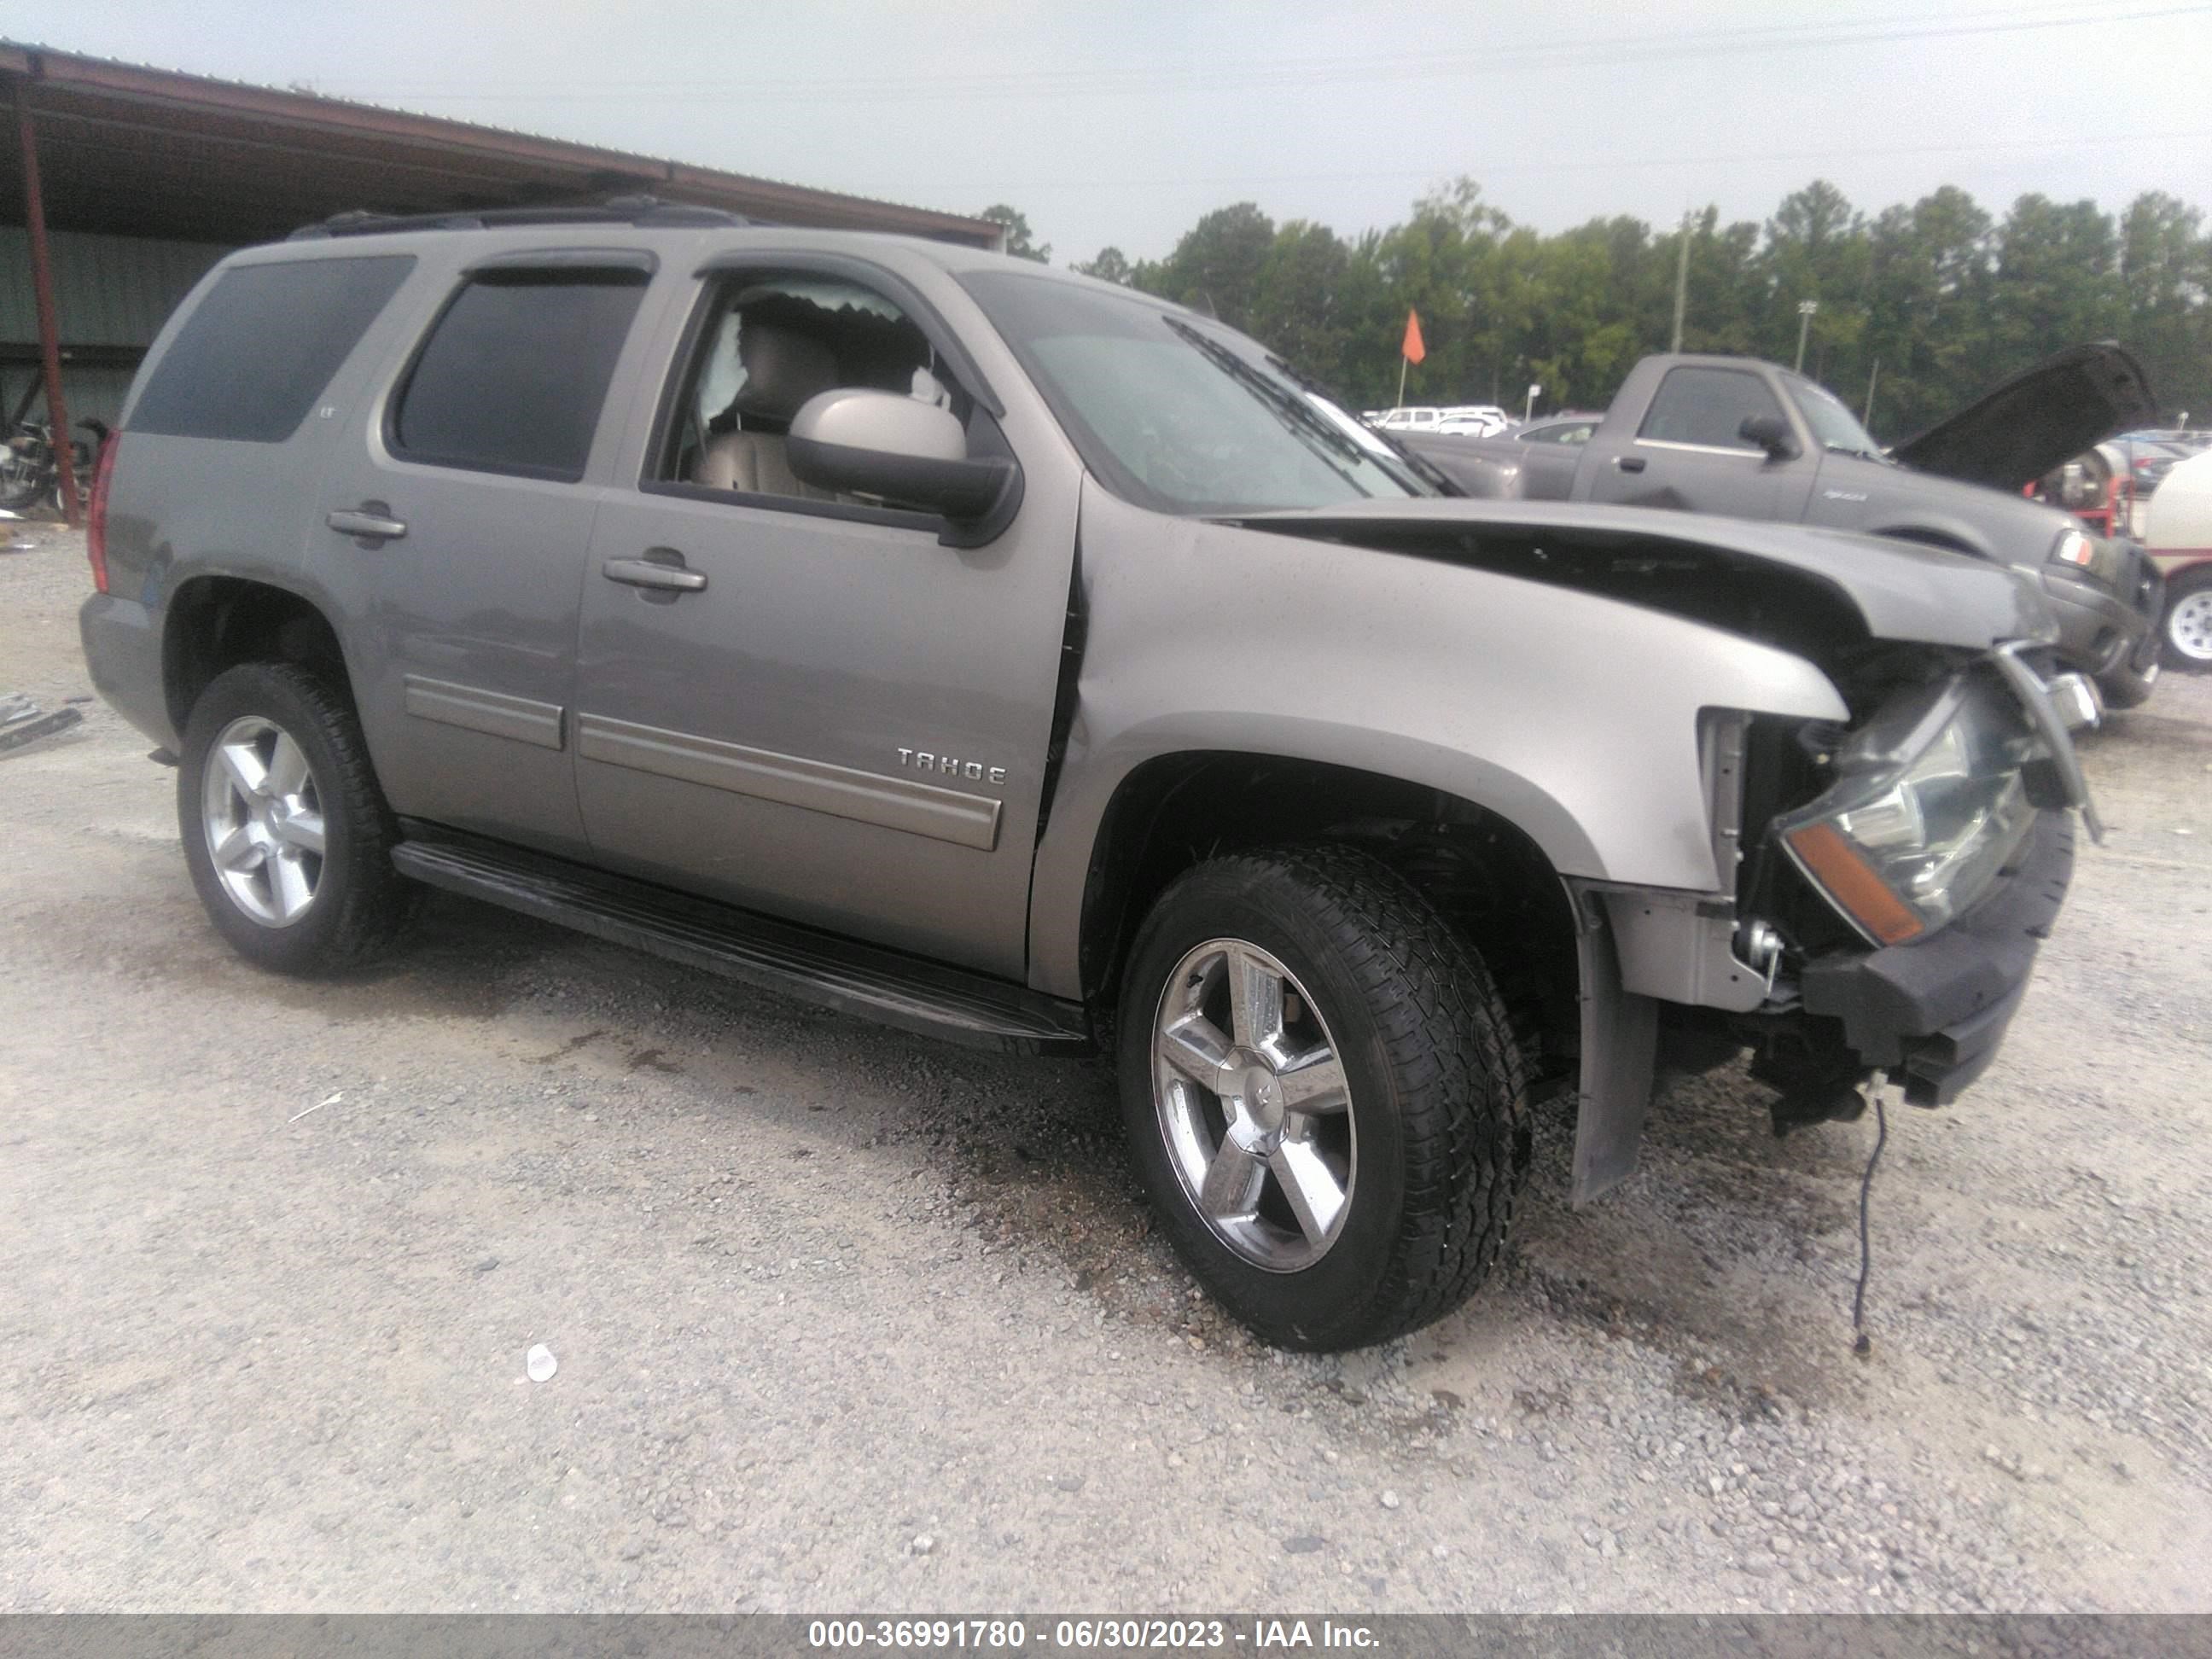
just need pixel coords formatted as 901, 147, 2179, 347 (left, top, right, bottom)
981, 179, 2212, 441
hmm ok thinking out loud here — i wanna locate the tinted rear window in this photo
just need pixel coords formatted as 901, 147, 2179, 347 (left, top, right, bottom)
130, 255, 414, 443
391, 271, 649, 480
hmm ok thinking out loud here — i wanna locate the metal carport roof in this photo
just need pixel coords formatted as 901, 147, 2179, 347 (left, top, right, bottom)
0, 42, 1003, 247
0, 41, 1005, 520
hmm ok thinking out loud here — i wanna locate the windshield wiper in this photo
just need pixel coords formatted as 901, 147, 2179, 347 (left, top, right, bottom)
1263, 352, 1460, 497
1825, 443, 1891, 463
1161, 317, 1371, 475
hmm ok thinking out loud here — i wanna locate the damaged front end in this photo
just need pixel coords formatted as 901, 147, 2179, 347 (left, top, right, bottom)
1571, 645, 2100, 1199
1181, 499, 2098, 1204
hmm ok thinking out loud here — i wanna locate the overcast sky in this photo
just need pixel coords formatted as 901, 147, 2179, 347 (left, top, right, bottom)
11, 0, 2212, 259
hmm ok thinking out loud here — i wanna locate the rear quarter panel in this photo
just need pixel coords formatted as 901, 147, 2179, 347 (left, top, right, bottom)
95, 246, 441, 743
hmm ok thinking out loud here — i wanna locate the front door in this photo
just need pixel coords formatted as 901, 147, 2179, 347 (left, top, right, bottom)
322, 258, 658, 859
571, 264, 1077, 979
1578, 363, 1816, 521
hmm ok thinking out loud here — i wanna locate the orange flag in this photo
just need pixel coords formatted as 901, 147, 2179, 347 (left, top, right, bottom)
1401, 309, 1427, 364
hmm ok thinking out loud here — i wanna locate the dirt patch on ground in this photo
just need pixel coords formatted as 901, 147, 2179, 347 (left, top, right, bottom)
5, 530, 2209, 1613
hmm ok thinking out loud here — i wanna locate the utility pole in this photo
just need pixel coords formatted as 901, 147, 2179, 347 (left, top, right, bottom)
1670, 212, 1691, 353
1862, 358, 1881, 428
1794, 299, 1819, 375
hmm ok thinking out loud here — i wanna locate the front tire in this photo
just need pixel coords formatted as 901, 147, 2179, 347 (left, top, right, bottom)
1116, 845, 1528, 1351
178, 662, 409, 974
2162, 567, 2212, 672
2096, 651, 2161, 709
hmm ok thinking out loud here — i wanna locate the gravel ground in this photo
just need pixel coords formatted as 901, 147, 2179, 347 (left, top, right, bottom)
2, 523, 2208, 1614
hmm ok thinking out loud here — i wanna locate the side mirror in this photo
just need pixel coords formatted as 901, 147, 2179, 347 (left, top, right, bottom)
786, 388, 1018, 525
1738, 413, 1800, 460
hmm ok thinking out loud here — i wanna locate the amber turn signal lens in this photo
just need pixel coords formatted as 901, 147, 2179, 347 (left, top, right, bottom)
1785, 823, 1926, 946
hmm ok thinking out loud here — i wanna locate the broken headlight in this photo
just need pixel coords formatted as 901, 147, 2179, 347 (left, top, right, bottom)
1775, 676, 2040, 946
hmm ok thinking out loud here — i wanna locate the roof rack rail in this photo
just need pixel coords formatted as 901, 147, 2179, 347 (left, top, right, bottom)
288, 195, 746, 241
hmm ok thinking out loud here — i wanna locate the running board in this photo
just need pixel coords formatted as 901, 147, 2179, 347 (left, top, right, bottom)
390, 830, 1095, 1056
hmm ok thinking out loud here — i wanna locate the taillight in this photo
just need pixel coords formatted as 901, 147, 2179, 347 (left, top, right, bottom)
85, 430, 119, 594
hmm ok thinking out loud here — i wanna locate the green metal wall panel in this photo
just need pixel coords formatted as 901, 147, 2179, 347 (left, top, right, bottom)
2, 227, 231, 427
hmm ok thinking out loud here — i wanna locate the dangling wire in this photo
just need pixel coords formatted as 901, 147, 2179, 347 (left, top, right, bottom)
1852, 1087, 1889, 1358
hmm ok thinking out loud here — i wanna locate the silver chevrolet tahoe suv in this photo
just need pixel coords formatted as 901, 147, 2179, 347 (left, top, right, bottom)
80, 202, 2104, 1351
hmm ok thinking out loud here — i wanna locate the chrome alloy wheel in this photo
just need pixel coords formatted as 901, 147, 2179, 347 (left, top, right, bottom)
2168, 586, 2212, 664
1151, 939, 1357, 1272
201, 714, 328, 927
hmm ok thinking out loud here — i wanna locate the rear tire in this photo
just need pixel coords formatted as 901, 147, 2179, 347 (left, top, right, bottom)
2161, 568, 2212, 672
178, 662, 409, 975
1116, 844, 1529, 1351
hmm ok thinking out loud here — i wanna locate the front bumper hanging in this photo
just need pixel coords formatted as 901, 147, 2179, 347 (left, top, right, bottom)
1799, 808, 2075, 1107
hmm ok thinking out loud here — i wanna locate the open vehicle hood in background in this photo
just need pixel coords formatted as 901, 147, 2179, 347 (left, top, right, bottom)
1891, 342, 2156, 491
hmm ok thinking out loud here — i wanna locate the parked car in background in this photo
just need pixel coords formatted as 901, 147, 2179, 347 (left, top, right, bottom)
1513, 413, 1604, 445
1376, 405, 1512, 436
2114, 438, 2192, 497
1435, 404, 1511, 436
79, 204, 2107, 1353
1394, 345, 2166, 709
2144, 447, 2212, 669
1372, 405, 1445, 432
2119, 428, 2211, 451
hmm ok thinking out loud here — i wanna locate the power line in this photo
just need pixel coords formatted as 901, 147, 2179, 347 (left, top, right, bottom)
329, 3, 2211, 105
348, 1, 2126, 92
994, 127, 2212, 195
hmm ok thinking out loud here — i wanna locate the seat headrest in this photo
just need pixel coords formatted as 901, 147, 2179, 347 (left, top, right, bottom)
735, 322, 838, 422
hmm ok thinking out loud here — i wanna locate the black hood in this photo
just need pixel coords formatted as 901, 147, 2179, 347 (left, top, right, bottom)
1891, 342, 2156, 491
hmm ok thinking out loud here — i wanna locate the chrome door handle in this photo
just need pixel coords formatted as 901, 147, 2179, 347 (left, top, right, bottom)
326, 505, 408, 540
602, 556, 707, 593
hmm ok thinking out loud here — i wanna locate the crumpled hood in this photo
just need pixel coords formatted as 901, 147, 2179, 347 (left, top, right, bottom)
1220, 497, 2058, 655
1891, 342, 2157, 491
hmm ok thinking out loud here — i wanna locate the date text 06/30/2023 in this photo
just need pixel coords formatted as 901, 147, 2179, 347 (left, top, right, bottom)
805, 1619, 1382, 1650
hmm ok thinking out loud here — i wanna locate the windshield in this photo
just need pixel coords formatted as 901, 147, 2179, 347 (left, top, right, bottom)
1786, 374, 1888, 460
959, 271, 1433, 514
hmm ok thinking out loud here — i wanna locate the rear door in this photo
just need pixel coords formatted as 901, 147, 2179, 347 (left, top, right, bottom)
1578, 364, 1817, 520
569, 257, 1078, 980
317, 251, 661, 858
